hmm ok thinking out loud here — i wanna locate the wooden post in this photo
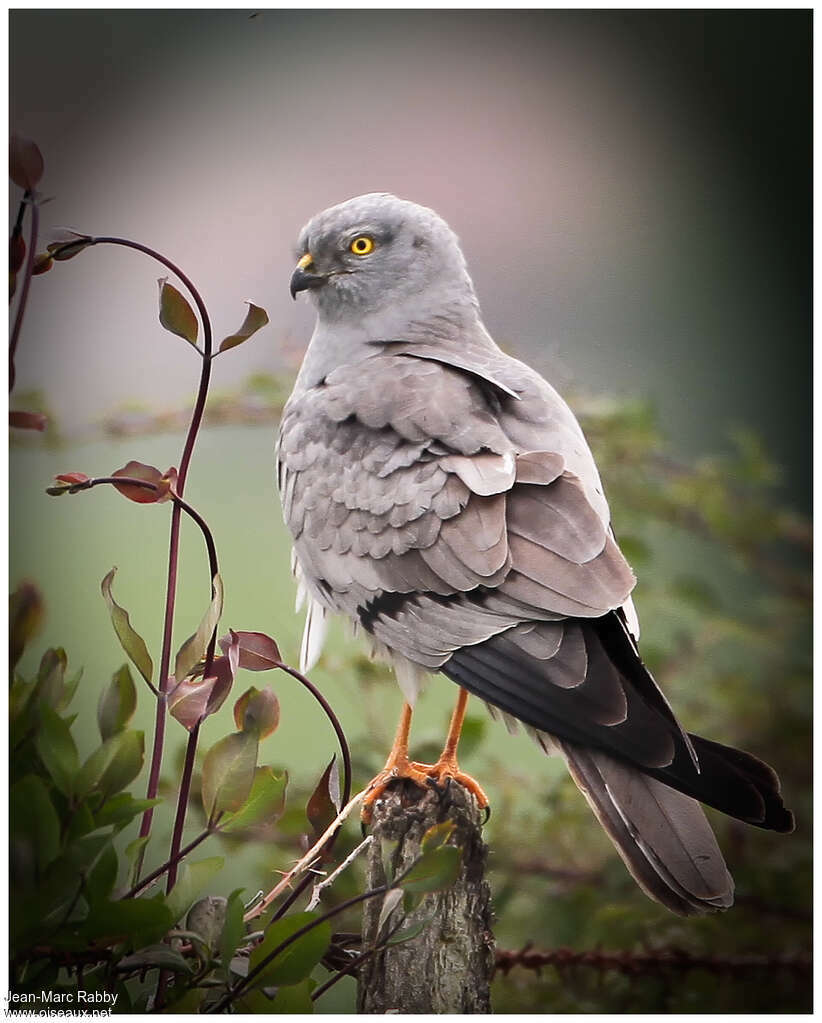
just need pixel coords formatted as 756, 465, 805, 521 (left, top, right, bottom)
357, 779, 495, 1014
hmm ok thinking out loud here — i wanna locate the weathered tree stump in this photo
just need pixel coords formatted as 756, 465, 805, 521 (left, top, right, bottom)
357, 779, 495, 1014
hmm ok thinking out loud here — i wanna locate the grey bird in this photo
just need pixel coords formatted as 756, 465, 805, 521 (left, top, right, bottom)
277, 192, 793, 916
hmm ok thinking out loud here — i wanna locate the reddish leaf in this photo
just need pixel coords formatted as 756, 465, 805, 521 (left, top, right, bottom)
10, 410, 47, 431
219, 630, 281, 671
169, 675, 224, 732
306, 755, 341, 837
47, 229, 93, 261
158, 278, 198, 346
170, 629, 236, 731
55, 472, 90, 486
218, 302, 269, 354
233, 686, 279, 739
10, 581, 44, 670
10, 232, 25, 274
208, 629, 240, 706
111, 461, 173, 504
10, 134, 44, 190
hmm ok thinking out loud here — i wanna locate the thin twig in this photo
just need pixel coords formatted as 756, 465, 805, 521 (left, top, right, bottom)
122, 827, 213, 899
265, 659, 354, 921
244, 789, 366, 923
306, 835, 373, 911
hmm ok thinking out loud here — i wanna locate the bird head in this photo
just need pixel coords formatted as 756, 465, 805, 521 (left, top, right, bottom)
290, 193, 477, 325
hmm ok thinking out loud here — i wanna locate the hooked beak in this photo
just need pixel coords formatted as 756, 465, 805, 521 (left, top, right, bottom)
290, 252, 327, 299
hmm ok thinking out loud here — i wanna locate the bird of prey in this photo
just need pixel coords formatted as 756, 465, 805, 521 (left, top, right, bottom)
277, 193, 793, 916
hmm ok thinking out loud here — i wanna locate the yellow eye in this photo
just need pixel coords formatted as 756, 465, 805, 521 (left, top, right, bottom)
349, 235, 375, 256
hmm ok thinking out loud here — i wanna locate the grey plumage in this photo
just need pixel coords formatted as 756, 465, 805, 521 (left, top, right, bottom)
277, 193, 792, 916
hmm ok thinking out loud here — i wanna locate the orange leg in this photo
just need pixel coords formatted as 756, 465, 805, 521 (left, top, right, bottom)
361, 702, 432, 823
411, 688, 489, 815
362, 690, 490, 824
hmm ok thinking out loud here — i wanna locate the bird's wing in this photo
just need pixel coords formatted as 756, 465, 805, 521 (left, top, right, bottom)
278, 349, 661, 730
277, 347, 791, 915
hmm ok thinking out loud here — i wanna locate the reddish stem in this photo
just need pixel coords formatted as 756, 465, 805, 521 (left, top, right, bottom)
10, 192, 39, 392
74, 239, 215, 879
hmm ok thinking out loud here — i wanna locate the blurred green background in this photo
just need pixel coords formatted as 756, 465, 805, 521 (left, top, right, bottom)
10, 8, 810, 1014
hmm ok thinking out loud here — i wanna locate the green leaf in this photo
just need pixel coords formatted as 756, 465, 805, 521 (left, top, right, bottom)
174, 573, 224, 685
220, 888, 246, 978
270, 978, 315, 1013
86, 842, 119, 904
218, 302, 269, 353
158, 278, 198, 346
220, 767, 287, 834
118, 944, 193, 973
421, 820, 455, 854
101, 569, 154, 688
83, 896, 174, 948
125, 835, 150, 874
10, 775, 60, 877
66, 800, 96, 844
95, 794, 162, 830
165, 856, 225, 924
97, 664, 137, 740
34, 647, 67, 708
58, 666, 84, 712
400, 845, 461, 894
236, 990, 275, 1013
201, 730, 258, 821
34, 704, 79, 797
77, 729, 145, 799
10, 677, 36, 733
248, 911, 331, 987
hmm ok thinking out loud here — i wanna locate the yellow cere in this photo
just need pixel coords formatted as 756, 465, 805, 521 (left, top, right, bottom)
297, 252, 314, 269
349, 235, 375, 255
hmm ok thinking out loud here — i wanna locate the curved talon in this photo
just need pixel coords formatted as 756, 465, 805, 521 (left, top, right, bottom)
360, 760, 432, 825
482, 805, 491, 825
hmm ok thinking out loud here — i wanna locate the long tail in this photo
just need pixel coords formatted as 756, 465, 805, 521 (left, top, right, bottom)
558, 739, 734, 915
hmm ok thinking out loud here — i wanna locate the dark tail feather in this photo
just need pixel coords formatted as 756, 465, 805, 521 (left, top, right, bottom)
680, 734, 795, 834
559, 740, 735, 916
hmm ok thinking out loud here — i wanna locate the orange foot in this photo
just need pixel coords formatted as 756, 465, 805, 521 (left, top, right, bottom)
412, 755, 490, 821
361, 752, 490, 826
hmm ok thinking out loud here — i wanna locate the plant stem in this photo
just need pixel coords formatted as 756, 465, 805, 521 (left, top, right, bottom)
266, 660, 353, 921
74, 238, 215, 877
10, 192, 39, 392
123, 826, 213, 900
211, 883, 391, 1013
165, 722, 201, 894
244, 790, 366, 924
